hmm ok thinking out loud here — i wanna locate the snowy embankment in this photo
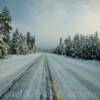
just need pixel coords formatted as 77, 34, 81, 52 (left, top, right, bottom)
0, 53, 41, 95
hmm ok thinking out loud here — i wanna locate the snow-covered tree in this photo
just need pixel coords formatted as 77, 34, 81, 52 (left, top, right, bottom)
19, 33, 24, 54
0, 6, 12, 46
64, 35, 72, 56
26, 32, 36, 53
27, 32, 31, 50
54, 32, 100, 60
11, 29, 20, 54
19, 33, 28, 54
0, 7, 37, 57
30, 35, 36, 53
57, 38, 63, 55
0, 33, 8, 58
88, 32, 100, 59
0, 7, 12, 57
71, 34, 80, 57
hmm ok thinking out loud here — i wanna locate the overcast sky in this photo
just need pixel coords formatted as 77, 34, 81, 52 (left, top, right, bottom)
0, 0, 100, 48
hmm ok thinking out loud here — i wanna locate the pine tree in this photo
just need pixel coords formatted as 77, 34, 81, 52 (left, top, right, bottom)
0, 33, 8, 57
27, 32, 36, 53
27, 32, 31, 50
19, 33, 24, 54
59, 38, 63, 54
11, 29, 20, 54
88, 32, 100, 59
31, 36, 35, 48
64, 35, 72, 56
72, 34, 80, 57
0, 7, 12, 57
31, 35, 35, 53
0, 6, 12, 46
19, 34, 28, 54
54, 32, 100, 60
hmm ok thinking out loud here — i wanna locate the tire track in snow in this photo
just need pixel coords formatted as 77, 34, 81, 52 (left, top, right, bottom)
51, 55, 100, 100
40, 56, 61, 100
0, 55, 43, 100
47, 56, 73, 100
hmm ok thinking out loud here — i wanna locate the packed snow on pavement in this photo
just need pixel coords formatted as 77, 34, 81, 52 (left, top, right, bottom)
47, 54, 100, 100
0, 53, 100, 100
0, 53, 42, 96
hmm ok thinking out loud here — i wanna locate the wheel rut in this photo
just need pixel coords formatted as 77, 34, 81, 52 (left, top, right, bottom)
40, 56, 61, 100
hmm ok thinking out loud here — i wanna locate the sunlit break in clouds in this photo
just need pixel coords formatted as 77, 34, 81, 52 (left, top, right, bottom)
0, 0, 100, 48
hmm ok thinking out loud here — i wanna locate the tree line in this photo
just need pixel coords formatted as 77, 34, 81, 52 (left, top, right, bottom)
0, 7, 35, 58
53, 32, 100, 60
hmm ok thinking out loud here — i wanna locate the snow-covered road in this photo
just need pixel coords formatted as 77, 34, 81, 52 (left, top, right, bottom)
0, 53, 100, 100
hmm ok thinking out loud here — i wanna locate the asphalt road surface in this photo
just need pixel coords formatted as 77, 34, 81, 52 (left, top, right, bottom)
0, 53, 100, 100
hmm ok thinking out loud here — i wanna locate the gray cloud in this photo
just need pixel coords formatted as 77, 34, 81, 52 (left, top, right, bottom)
12, 0, 100, 48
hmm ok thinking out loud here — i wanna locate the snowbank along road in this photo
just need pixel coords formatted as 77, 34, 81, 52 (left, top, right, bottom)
0, 53, 100, 100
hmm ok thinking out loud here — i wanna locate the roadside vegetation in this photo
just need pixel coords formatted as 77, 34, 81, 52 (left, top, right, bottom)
53, 32, 100, 60
0, 7, 36, 58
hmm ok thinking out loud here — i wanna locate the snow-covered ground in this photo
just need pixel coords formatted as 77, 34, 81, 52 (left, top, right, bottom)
48, 54, 100, 100
0, 53, 100, 100
0, 53, 42, 96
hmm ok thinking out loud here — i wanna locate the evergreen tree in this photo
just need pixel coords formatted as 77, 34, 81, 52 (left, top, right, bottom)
11, 29, 20, 54
0, 7, 12, 57
58, 38, 63, 54
31, 35, 35, 49
20, 34, 28, 54
64, 35, 72, 56
72, 34, 80, 57
54, 32, 100, 60
19, 33, 24, 54
27, 32, 36, 53
0, 33, 8, 57
27, 32, 31, 50
0, 6, 12, 45
31, 35, 35, 53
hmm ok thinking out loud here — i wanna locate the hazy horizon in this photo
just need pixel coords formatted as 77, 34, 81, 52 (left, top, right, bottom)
0, 0, 100, 48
